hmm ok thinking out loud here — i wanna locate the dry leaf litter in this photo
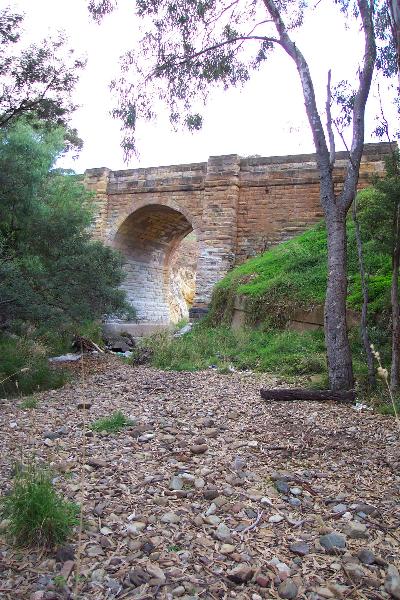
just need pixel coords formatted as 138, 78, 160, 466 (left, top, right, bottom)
0, 356, 399, 600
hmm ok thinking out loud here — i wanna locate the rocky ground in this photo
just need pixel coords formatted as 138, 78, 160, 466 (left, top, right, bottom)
0, 357, 399, 600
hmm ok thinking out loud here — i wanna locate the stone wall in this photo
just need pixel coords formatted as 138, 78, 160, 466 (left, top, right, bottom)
84, 143, 390, 324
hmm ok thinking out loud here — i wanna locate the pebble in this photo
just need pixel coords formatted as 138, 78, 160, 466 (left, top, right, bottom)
190, 444, 208, 454
278, 578, 298, 599
160, 511, 181, 524
289, 487, 302, 495
269, 514, 284, 523
220, 543, 235, 554
289, 498, 301, 507
332, 503, 348, 514
214, 523, 232, 542
276, 480, 290, 494
290, 541, 310, 556
203, 487, 219, 500
357, 548, 376, 565
385, 565, 400, 599
127, 521, 147, 535
172, 586, 186, 597
170, 476, 184, 490
345, 521, 369, 539
319, 532, 347, 552
227, 565, 254, 584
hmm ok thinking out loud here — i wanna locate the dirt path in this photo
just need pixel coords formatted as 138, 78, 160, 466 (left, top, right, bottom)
0, 360, 399, 599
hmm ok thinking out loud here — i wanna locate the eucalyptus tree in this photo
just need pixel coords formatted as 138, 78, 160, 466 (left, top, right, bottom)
89, 0, 377, 391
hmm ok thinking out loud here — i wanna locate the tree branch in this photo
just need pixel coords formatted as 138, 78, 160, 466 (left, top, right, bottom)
326, 69, 335, 167
339, 0, 376, 209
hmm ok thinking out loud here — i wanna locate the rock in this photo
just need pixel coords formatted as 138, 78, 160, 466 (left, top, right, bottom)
278, 578, 298, 599
319, 532, 347, 552
129, 567, 149, 587
269, 514, 284, 523
385, 565, 400, 599
161, 511, 181, 524
289, 498, 301, 508
290, 487, 302, 495
203, 487, 219, 500
290, 542, 310, 556
344, 562, 365, 583
86, 545, 104, 557
220, 543, 235, 554
190, 444, 208, 454
127, 521, 147, 535
172, 586, 186, 597
204, 515, 220, 525
332, 503, 348, 514
256, 574, 270, 587
276, 480, 290, 494
170, 476, 184, 490
87, 458, 107, 468
269, 558, 291, 577
55, 545, 75, 562
146, 563, 166, 584
345, 521, 368, 539
357, 548, 376, 565
91, 568, 106, 582
194, 477, 205, 488
227, 565, 254, 584
214, 523, 232, 543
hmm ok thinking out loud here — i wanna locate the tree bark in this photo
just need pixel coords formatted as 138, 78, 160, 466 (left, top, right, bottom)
390, 202, 400, 390
324, 211, 354, 390
260, 388, 355, 404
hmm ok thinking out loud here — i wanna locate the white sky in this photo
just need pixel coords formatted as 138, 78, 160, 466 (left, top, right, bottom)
8, 0, 398, 173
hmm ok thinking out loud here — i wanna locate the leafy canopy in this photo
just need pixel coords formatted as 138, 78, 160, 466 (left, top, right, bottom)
0, 121, 131, 332
0, 7, 85, 151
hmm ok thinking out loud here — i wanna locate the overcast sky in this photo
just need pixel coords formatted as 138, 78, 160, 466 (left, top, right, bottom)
9, 0, 397, 173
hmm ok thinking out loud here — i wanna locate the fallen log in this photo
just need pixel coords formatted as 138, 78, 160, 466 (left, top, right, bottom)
260, 388, 355, 404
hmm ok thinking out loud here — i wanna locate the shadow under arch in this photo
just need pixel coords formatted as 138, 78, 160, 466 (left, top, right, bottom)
113, 203, 198, 323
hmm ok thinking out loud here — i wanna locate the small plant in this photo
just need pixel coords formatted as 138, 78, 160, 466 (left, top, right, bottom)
168, 544, 182, 552
90, 411, 133, 433
20, 396, 38, 409
53, 575, 67, 589
0, 463, 79, 547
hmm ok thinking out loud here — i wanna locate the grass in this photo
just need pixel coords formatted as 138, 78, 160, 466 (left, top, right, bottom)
140, 324, 327, 377
0, 463, 79, 548
90, 411, 134, 433
19, 396, 39, 409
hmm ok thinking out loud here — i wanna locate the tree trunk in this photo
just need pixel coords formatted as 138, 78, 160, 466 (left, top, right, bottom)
390, 202, 400, 390
325, 212, 354, 391
352, 198, 375, 387
260, 387, 355, 404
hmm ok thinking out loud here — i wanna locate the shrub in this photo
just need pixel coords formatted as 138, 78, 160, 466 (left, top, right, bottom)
91, 411, 133, 433
1, 463, 79, 547
0, 336, 68, 398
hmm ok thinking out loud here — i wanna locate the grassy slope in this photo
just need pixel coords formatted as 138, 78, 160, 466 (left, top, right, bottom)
208, 221, 391, 326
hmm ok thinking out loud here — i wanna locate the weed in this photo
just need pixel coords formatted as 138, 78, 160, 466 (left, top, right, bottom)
20, 396, 38, 409
90, 411, 133, 433
168, 544, 182, 552
53, 575, 67, 589
0, 463, 79, 547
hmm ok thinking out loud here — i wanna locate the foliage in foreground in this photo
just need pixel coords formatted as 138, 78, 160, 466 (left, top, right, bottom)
1, 463, 79, 547
91, 411, 134, 433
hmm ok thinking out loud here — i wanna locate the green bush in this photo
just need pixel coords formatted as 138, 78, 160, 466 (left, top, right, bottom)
1, 463, 79, 547
91, 411, 134, 433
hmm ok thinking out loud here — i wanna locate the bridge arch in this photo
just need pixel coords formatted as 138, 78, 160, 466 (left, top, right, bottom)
112, 201, 200, 323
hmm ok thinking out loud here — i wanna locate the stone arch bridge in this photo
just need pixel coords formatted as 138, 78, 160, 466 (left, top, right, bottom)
85, 143, 389, 328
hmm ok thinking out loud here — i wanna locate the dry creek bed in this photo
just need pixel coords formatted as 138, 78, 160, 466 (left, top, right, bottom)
0, 356, 400, 600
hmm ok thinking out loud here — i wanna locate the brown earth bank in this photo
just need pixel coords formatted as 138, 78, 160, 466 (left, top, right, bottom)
0, 358, 399, 600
